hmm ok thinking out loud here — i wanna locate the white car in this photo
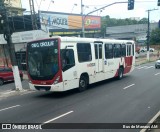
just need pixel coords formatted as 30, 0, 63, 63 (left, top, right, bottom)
140, 47, 154, 52
155, 59, 160, 69
140, 47, 147, 52
149, 48, 154, 52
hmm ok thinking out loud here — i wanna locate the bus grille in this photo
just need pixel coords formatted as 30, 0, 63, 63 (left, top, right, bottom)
34, 86, 51, 91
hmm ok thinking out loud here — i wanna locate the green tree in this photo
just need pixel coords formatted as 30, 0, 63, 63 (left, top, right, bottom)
139, 18, 148, 24
150, 28, 160, 45
100, 15, 148, 37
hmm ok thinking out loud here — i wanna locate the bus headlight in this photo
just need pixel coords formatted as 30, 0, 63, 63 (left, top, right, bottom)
54, 76, 60, 84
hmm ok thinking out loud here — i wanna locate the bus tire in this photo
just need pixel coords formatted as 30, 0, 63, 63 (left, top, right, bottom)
20, 76, 23, 81
0, 79, 4, 86
118, 68, 123, 80
78, 76, 87, 92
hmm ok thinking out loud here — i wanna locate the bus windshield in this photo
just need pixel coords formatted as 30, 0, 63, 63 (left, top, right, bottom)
27, 39, 59, 80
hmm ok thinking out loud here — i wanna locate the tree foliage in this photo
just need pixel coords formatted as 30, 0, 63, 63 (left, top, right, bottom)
101, 15, 148, 37
100, 16, 160, 46
101, 15, 148, 27
150, 28, 160, 45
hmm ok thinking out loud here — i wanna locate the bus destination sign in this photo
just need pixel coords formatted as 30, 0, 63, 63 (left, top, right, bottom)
30, 40, 55, 48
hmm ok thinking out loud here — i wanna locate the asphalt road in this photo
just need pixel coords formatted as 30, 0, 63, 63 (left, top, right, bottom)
0, 62, 160, 132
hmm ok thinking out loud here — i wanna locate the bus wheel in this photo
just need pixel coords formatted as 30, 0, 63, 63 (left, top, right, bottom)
78, 76, 87, 92
118, 68, 123, 80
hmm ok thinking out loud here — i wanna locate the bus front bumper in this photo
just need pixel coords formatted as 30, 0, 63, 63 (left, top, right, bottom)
29, 82, 64, 92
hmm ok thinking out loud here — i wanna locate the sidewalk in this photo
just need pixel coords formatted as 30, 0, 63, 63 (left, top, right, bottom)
23, 73, 28, 80
135, 55, 158, 66
0, 89, 33, 100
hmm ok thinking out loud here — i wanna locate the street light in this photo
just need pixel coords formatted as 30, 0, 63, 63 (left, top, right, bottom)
71, 3, 77, 13
94, 7, 104, 16
34, 0, 54, 12
94, 7, 99, 16
83, 5, 89, 12
47, 0, 54, 11
146, 8, 158, 61
34, 0, 45, 11
81, 0, 89, 38
81, 1, 127, 37
99, 9, 104, 16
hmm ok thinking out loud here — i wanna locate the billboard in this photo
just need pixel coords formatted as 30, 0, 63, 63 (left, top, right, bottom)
39, 11, 101, 34
84, 16, 101, 29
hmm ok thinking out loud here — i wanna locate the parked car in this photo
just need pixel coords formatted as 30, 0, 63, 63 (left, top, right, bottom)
140, 47, 155, 52
140, 47, 147, 52
149, 48, 155, 52
155, 59, 160, 69
0, 67, 23, 85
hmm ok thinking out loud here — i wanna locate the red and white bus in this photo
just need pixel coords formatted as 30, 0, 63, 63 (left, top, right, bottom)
26, 36, 135, 92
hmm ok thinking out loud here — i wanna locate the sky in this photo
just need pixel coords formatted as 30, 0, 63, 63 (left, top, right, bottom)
21, 0, 160, 22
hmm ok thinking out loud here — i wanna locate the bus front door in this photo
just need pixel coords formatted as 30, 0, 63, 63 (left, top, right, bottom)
94, 43, 103, 81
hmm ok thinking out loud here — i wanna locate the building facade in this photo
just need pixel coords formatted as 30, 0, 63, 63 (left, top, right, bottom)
106, 23, 158, 43
0, 30, 49, 67
4, 0, 25, 16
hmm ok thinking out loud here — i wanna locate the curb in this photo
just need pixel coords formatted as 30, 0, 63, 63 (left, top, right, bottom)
135, 57, 157, 66
0, 89, 35, 100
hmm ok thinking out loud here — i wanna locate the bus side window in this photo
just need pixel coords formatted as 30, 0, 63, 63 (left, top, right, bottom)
114, 44, 121, 58
77, 43, 92, 62
121, 44, 126, 57
127, 45, 131, 56
105, 44, 113, 59
61, 49, 75, 72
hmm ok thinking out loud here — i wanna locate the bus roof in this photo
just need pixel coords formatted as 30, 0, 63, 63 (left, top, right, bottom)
27, 36, 134, 45
51, 36, 135, 44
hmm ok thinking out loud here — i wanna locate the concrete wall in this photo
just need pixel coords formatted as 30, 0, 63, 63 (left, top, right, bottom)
106, 23, 158, 40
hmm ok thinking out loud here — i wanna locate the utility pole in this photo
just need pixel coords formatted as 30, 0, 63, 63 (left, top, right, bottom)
29, 0, 37, 30
146, 10, 150, 61
146, 9, 158, 61
0, 0, 22, 90
81, 0, 85, 37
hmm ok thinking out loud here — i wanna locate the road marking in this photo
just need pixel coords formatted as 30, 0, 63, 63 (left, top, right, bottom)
137, 66, 147, 69
0, 105, 20, 112
123, 84, 135, 90
140, 111, 160, 132
42, 111, 74, 124
145, 66, 154, 69
155, 73, 160, 76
